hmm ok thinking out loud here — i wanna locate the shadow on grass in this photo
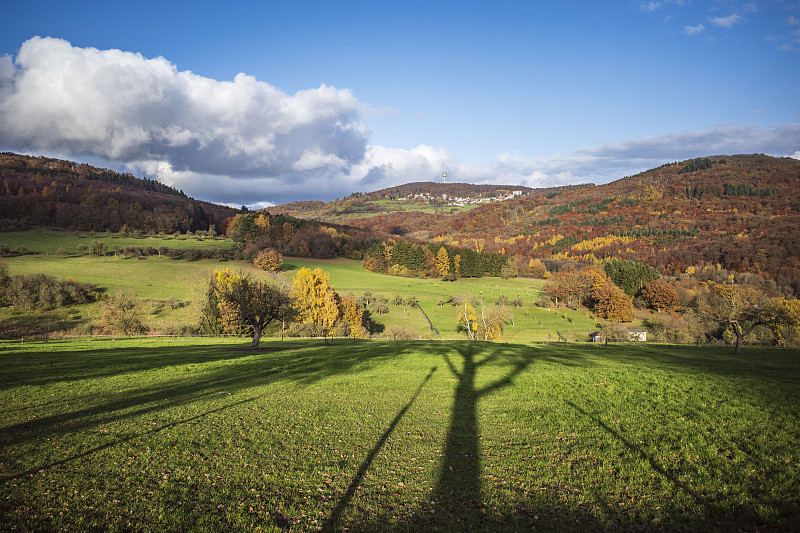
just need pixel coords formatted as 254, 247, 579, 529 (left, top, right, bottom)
324, 365, 438, 530
4, 339, 799, 531
0, 340, 420, 462
324, 342, 609, 532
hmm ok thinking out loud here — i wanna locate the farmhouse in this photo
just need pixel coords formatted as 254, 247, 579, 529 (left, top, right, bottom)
590, 328, 647, 343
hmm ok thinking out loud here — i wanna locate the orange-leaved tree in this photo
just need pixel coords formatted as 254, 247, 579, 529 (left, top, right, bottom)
641, 279, 679, 312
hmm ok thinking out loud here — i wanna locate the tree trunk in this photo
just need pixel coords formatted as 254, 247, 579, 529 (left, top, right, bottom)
250, 326, 261, 350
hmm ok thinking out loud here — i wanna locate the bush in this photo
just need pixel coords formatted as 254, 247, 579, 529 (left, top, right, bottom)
6, 273, 98, 310
98, 290, 148, 335
647, 313, 692, 343
386, 325, 415, 340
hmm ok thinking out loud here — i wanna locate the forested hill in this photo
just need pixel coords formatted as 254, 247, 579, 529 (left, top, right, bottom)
338, 154, 800, 294
0, 153, 238, 233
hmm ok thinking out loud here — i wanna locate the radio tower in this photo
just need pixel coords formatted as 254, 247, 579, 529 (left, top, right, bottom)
442, 170, 447, 184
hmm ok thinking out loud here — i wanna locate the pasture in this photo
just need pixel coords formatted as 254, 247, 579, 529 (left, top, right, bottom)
1, 230, 600, 342
1, 338, 798, 531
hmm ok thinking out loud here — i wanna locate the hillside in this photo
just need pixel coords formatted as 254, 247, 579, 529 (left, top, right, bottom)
328, 155, 800, 292
273, 181, 543, 223
0, 153, 238, 233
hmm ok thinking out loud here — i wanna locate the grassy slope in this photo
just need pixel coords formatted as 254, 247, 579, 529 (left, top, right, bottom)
1, 338, 798, 531
0, 229, 236, 254
1, 230, 598, 342
280, 257, 598, 342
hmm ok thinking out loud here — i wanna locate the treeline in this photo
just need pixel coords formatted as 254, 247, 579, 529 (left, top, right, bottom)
223, 211, 377, 261
0, 153, 188, 197
678, 158, 725, 174
362, 240, 508, 279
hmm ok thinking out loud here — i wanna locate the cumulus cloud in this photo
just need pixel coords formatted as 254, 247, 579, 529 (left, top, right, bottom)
0, 36, 368, 197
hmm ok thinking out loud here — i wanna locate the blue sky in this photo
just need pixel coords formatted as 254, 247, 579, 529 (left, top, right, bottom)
1, 0, 798, 206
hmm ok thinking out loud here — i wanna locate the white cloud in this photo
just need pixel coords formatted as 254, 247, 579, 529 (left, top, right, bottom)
711, 14, 741, 28
0, 36, 368, 194
685, 23, 706, 35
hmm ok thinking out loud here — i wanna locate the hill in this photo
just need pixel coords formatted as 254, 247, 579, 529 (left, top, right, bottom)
273, 182, 543, 223
315, 154, 799, 293
0, 153, 238, 233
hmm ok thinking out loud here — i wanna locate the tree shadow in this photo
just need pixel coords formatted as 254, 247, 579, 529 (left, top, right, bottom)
324, 366, 437, 531
0, 340, 426, 482
424, 344, 531, 527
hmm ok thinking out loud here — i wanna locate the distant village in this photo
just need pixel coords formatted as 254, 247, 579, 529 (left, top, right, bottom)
397, 190, 525, 206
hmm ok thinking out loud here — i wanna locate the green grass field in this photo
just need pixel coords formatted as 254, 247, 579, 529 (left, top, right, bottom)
1, 230, 600, 342
1, 338, 798, 531
281, 258, 598, 342
0, 229, 236, 255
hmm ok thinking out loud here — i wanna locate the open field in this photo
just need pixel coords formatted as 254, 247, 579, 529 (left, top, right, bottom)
280, 257, 598, 342
1, 229, 601, 342
0, 229, 236, 255
1, 338, 798, 531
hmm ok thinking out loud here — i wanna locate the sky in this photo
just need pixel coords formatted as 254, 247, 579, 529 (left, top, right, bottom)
1, 0, 799, 207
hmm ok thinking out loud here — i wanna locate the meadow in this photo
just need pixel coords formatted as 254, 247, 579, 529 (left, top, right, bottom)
280, 258, 597, 342
1, 337, 798, 531
1, 230, 599, 342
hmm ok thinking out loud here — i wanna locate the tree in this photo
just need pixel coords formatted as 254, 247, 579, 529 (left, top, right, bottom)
217, 274, 293, 349
592, 281, 634, 322
604, 259, 660, 297
99, 290, 147, 335
436, 246, 450, 277
204, 269, 249, 335
339, 296, 368, 340
700, 278, 770, 354
641, 279, 679, 312
253, 248, 283, 272
528, 258, 548, 279
290, 267, 340, 340
89, 240, 107, 257
477, 305, 511, 340
457, 297, 478, 340
543, 268, 583, 308
764, 298, 800, 346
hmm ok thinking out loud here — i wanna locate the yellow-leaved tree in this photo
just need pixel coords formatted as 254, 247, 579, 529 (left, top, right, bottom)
436, 246, 450, 277
456, 297, 477, 341
214, 269, 246, 334
290, 267, 340, 341
339, 296, 368, 340
253, 248, 283, 272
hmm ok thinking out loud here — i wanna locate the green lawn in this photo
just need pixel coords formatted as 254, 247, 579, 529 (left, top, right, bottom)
1, 252, 267, 335
1, 338, 798, 531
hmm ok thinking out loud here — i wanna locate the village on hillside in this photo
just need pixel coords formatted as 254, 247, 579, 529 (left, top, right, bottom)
397, 189, 526, 206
